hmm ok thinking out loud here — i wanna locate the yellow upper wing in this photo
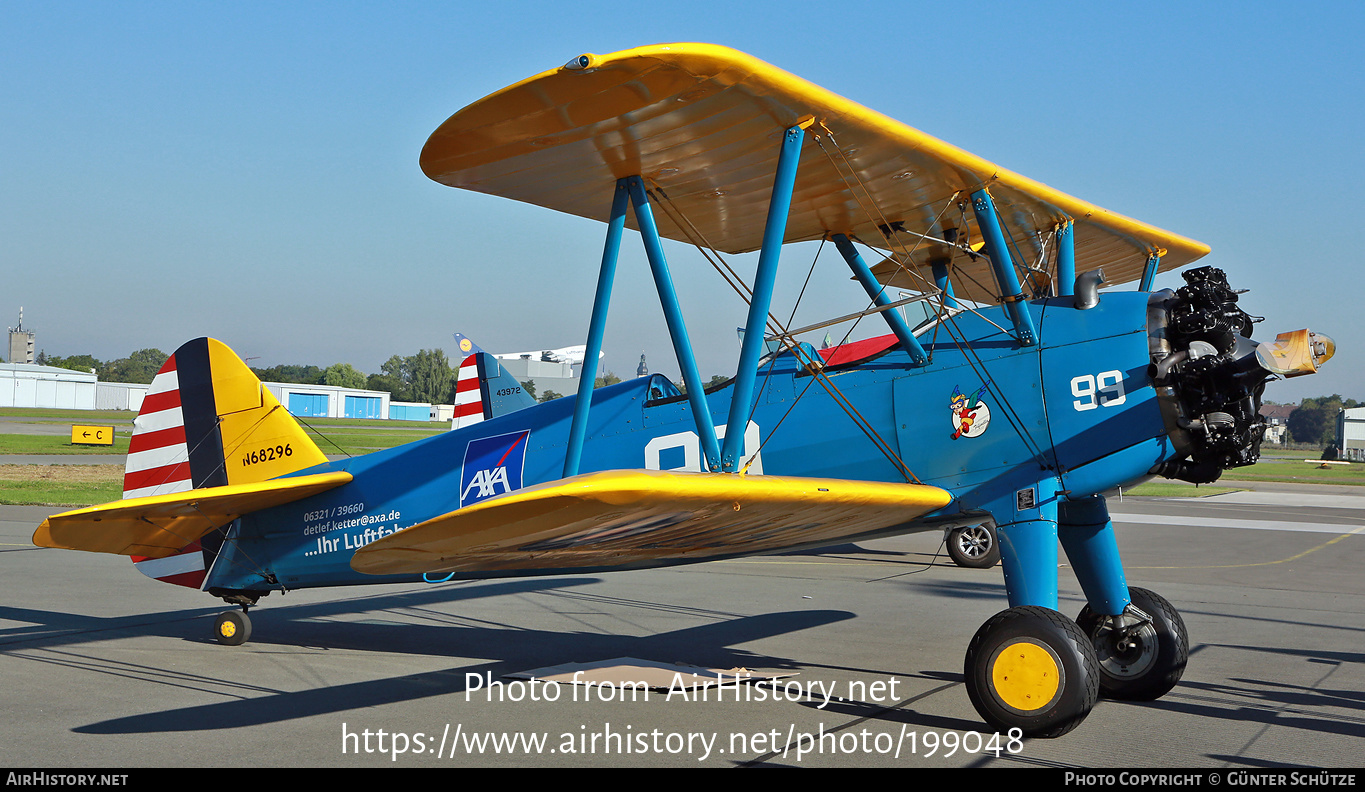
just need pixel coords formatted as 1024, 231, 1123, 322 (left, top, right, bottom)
421, 43, 1209, 302
351, 469, 952, 576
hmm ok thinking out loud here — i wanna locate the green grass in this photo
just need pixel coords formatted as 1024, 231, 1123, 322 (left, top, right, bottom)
1220, 458, 1365, 486
0, 479, 122, 506
1122, 451, 1365, 490
0, 428, 425, 457
0, 407, 442, 430
1260, 449, 1321, 460
1123, 482, 1241, 497
271, 414, 449, 454
0, 465, 123, 506
0, 418, 132, 427
306, 436, 437, 454
0, 429, 433, 458
0, 434, 131, 454
301, 426, 446, 454
0, 406, 445, 456
0, 408, 135, 421
295, 416, 446, 429
297, 426, 442, 436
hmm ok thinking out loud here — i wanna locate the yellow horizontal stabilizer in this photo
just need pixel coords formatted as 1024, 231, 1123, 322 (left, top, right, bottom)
33, 471, 353, 558
351, 469, 952, 576
421, 43, 1209, 302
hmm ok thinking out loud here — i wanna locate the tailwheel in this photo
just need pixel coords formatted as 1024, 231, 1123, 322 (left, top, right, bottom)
214, 609, 252, 646
1076, 587, 1187, 700
965, 606, 1099, 738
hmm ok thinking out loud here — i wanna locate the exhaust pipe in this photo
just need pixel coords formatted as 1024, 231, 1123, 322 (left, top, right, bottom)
1074, 269, 1106, 310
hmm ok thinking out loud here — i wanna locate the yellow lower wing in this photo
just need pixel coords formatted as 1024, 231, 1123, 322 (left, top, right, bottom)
351, 470, 952, 576
33, 471, 353, 558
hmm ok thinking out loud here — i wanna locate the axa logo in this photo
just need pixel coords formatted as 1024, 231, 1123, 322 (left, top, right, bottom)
460, 430, 530, 507
463, 467, 510, 499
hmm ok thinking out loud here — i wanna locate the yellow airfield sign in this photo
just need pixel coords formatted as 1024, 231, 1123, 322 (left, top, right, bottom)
71, 425, 115, 446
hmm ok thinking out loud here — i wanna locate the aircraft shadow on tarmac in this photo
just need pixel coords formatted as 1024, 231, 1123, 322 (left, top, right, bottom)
1220, 675, 1365, 710
1134, 643, 1365, 742
20, 577, 867, 736
0, 603, 223, 646
1207, 756, 1323, 770
0, 578, 595, 651
797, 681, 984, 734
894, 578, 1008, 601
1130, 692, 1365, 741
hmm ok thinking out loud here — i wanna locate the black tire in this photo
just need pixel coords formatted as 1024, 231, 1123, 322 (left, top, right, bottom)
965, 606, 1099, 738
947, 524, 1000, 568
1076, 587, 1187, 701
214, 610, 252, 646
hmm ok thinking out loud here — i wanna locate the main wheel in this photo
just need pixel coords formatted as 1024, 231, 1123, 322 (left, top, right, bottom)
1076, 587, 1187, 700
965, 606, 1099, 738
214, 610, 252, 646
947, 524, 1000, 568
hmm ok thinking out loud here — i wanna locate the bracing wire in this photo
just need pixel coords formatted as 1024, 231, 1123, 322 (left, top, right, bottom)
644, 121, 1061, 481
647, 182, 921, 482
811, 127, 1050, 467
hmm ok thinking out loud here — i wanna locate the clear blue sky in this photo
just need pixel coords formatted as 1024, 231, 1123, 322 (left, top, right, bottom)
2, 1, 1361, 403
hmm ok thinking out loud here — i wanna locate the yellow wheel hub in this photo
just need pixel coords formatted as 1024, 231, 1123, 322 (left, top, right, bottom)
991, 640, 1061, 712
220, 621, 237, 639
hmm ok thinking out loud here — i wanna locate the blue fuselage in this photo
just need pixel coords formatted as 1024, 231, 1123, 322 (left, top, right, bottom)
208, 293, 1173, 592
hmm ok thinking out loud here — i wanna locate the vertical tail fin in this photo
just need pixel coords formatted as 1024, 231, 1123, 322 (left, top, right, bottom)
451, 334, 538, 431
452, 350, 489, 430
126, 337, 328, 588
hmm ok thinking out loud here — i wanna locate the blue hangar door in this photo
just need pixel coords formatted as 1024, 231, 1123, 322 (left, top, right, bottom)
287, 392, 329, 417
344, 395, 382, 419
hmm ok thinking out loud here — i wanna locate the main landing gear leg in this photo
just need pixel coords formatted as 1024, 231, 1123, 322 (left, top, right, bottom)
964, 479, 1099, 738
1060, 495, 1188, 701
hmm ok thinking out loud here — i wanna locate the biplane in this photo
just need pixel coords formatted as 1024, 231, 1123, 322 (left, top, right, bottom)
34, 44, 1333, 738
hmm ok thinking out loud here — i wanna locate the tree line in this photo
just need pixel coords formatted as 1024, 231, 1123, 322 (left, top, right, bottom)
38, 347, 460, 402
37, 347, 629, 405
41, 349, 172, 384
1281, 394, 1360, 447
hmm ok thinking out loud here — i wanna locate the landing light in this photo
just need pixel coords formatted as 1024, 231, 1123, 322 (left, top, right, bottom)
563, 54, 597, 71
